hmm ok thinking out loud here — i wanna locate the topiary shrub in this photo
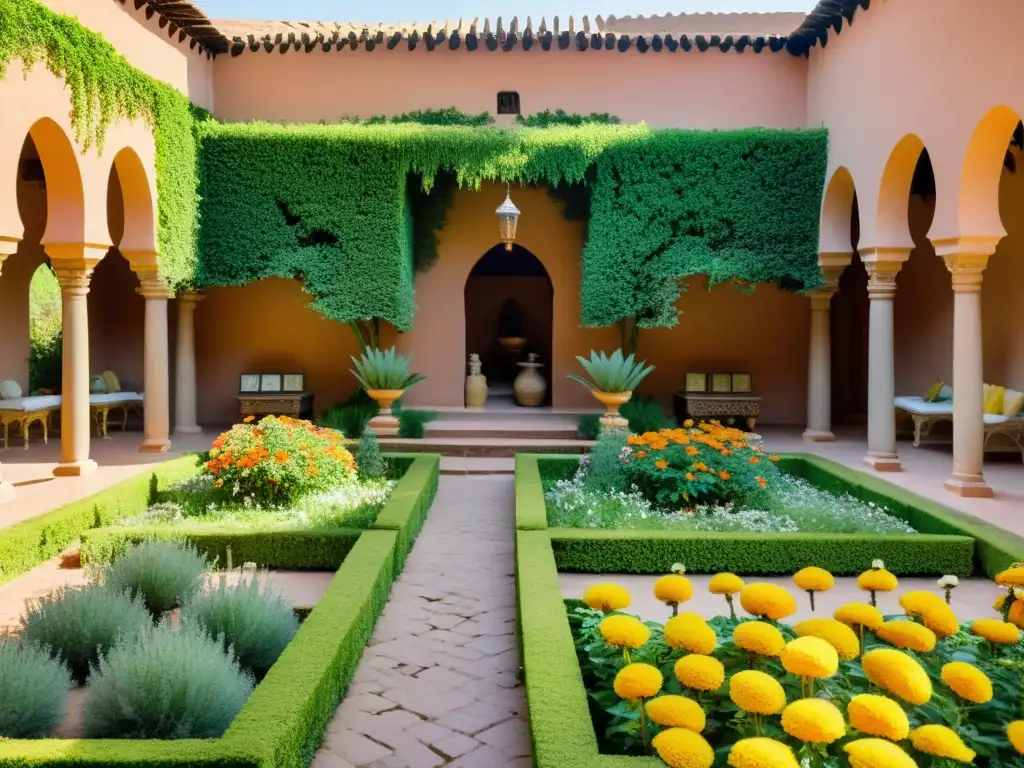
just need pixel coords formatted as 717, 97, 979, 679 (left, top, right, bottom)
577, 414, 601, 440
621, 395, 674, 434
19, 585, 150, 683
398, 409, 437, 439
100, 540, 208, 619
83, 622, 254, 739
356, 428, 386, 479
316, 389, 379, 438
181, 572, 299, 678
582, 431, 630, 495
0, 641, 71, 738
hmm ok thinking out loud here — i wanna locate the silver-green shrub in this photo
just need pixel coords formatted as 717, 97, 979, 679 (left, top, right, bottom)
20, 585, 150, 683
0, 641, 71, 738
99, 540, 208, 619
181, 573, 299, 678
83, 622, 254, 739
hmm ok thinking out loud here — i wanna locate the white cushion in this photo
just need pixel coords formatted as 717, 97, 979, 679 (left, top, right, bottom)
89, 392, 143, 405
0, 395, 62, 411
984, 413, 1011, 425
0, 380, 22, 400
895, 396, 953, 415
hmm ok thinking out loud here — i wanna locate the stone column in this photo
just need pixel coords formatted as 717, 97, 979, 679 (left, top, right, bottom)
860, 250, 909, 472
136, 274, 174, 452
936, 238, 998, 498
174, 293, 204, 434
803, 288, 838, 441
0, 237, 19, 499
46, 243, 106, 477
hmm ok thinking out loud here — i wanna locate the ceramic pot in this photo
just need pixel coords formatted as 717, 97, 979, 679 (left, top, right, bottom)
514, 362, 546, 407
591, 390, 632, 432
498, 336, 527, 355
465, 374, 488, 408
366, 388, 403, 435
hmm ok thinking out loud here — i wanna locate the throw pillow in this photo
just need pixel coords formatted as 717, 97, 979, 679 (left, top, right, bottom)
0, 379, 22, 400
89, 375, 108, 395
1004, 388, 1024, 418
923, 380, 945, 402
984, 385, 1006, 415
936, 385, 953, 402
101, 370, 121, 394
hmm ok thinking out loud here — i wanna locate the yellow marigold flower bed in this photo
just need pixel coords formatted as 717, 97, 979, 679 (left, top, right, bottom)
781, 698, 845, 743
733, 621, 785, 657
674, 654, 725, 692
1008, 721, 1024, 754
646, 695, 706, 732
834, 602, 884, 631
652, 728, 714, 768
664, 615, 717, 655
898, 590, 960, 638
583, 583, 631, 612
794, 618, 860, 660
729, 669, 786, 715
655, 574, 694, 605
780, 636, 838, 678
861, 648, 932, 705
739, 583, 797, 621
613, 662, 663, 701
972, 617, 1021, 644
844, 738, 918, 768
910, 724, 976, 763
876, 620, 937, 653
793, 566, 834, 593
995, 565, 1024, 587
856, 567, 899, 593
994, 593, 1024, 628
599, 615, 651, 650
847, 694, 910, 741
941, 661, 993, 704
727, 738, 799, 768
709, 573, 745, 595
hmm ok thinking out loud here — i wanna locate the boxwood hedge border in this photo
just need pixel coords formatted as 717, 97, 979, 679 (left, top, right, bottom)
0, 453, 440, 768
515, 452, 1024, 577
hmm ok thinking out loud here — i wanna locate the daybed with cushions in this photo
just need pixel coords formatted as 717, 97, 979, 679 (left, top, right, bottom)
894, 380, 1024, 460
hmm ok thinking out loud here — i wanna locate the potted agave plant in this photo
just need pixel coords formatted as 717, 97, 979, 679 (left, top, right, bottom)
567, 349, 654, 431
350, 347, 426, 435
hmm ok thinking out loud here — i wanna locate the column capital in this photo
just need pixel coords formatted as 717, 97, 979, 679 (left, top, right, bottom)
120, 249, 159, 271
943, 252, 991, 292
177, 291, 206, 307
44, 242, 108, 273
818, 251, 852, 282
807, 288, 837, 311
136, 275, 175, 300
53, 267, 93, 296
863, 259, 904, 299
930, 235, 1000, 259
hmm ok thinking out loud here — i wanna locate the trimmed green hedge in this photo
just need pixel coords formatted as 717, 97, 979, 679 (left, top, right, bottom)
372, 453, 440, 572
518, 453, 1021, 576
0, 456, 201, 585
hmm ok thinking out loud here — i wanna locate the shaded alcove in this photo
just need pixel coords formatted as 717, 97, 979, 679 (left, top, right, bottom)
464, 244, 553, 405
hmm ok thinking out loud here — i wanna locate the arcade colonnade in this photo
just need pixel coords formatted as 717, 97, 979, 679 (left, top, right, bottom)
802, 106, 1024, 499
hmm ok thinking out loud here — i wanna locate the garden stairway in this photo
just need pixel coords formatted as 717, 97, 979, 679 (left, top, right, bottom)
312, 471, 531, 768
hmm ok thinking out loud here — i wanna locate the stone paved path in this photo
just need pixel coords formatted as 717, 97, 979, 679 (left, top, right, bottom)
313, 475, 530, 768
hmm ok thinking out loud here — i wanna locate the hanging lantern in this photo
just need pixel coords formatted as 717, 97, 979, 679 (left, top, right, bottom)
496, 187, 520, 251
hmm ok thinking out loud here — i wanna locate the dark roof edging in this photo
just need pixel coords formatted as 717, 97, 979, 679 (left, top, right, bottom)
785, 0, 871, 56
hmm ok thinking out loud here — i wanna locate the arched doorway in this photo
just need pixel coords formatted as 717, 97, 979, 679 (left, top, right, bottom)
464, 244, 553, 406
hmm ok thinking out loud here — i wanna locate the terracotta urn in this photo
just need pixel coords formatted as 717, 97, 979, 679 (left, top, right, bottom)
514, 355, 546, 407
591, 390, 632, 432
366, 388, 403, 436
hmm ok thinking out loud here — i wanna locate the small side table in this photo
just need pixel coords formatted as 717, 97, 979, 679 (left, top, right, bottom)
237, 392, 314, 420
674, 392, 762, 431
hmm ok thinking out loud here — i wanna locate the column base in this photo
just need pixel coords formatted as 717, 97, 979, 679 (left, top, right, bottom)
0, 481, 14, 502
173, 425, 203, 435
53, 459, 99, 477
802, 429, 836, 442
140, 437, 172, 453
944, 473, 994, 498
863, 452, 902, 472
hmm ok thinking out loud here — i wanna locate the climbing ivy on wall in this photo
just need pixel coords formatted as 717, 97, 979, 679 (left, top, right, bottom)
0, 0, 199, 289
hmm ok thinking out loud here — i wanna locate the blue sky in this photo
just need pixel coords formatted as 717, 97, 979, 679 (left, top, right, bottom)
193, 0, 817, 24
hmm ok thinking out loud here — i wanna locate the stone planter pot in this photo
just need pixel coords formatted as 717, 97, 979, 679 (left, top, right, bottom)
366, 388, 403, 436
465, 375, 488, 408
591, 390, 632, 432
514, 362, 546, 407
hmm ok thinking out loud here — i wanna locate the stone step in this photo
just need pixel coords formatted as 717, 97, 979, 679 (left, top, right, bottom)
379, 436, 591, 457
426, 420, 579, 440
440, 457, 515, 475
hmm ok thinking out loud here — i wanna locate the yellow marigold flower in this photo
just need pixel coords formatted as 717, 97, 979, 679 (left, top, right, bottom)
910, 724, 976, 763
655, 574, 694, 606
646, 695, 706, 732
876, 620, 937, 653
613, 662, 663, 702
727, 738, 798, 768
861, 649, 932, 705
656, 459, 669, 470
709, 573, 745, 595
844, 739, 918, 768
847, 694, 910, 741
739, 583, 797, 621
1007, 721, 1024, 754
940, 661, 992, 704
781, 636, 838, 678
898, 590, 959, 638
665, 615, 717, 655
972, 617, 1021, 644
993, 592, 1024, 627
652, 728, 714, 768
599, 615, 650, 650
729, 670, 786, 715
995, 565, 1024, 587
674, 654, 725, 692
857, 567, 899, 594
733, 621, 785, 657
835, 602, 884, 631
583, 583, 631, 613
781, 699, 845, 743
794, 618, 860, 660
793, 567, 835, 593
